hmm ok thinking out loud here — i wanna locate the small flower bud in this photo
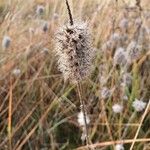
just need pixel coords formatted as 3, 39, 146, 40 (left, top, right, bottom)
2, 35, 11, 49
42, 21, 49, 32
36, 5, 45, 16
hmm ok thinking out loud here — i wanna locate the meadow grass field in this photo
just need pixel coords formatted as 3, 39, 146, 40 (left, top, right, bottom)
0, 0, 150, 149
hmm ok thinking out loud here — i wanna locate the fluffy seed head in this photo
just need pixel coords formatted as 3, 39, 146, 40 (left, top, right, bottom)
2, 35, 11, 49
115, 144, 124, 150
12, 68, 21, 76
55, 22, 94, 83
101, 87, 111, 99
127, 41, 142, 62
112, 104, 123, 113
132, 99, 147, 112
121, 73, 132, 87
123, 95, 128, 101
113, 47, 127, 67
36, 5, 44, 16
135, 17, 142, 27
77, 111, 90, 126
119, 18, 128, 30
110, 33, 120, 42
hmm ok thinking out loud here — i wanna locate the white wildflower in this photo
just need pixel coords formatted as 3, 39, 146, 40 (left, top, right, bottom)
2, 35, 11, 49
115, 144, 124, 150
77, 111, 90, 126
132, 99, 147, 112
112, 104, 123, 113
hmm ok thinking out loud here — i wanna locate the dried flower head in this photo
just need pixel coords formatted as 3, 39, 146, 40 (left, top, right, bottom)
132, 99, 147, 112
36, 5, 45, 16
135, 17, 142, 27
119, 18, 128, 30
123, 95, 128, 101
127, 41, 142, 62
55, 0, 94, 83
42, 21, 49, 32
115, 144, 124, 150
102, 40, 114, 53
112, 104, 123, 113
77, 111, 90, 126
110, 33, 121, 42
2, 35, 11, 49
55, 21, 94, 83
121, 73, 132, 87
113, 47, 127, 67
101, 87, 111, 99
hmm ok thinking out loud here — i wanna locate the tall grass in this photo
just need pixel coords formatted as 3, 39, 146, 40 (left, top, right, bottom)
0, 0, 150, 149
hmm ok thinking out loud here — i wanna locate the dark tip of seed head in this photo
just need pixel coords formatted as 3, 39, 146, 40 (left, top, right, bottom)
66, 29, 74, 34
79, 34, 82, 39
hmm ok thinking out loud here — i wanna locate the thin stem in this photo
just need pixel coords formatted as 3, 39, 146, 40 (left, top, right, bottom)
77, 138, 150, 150
129, 100, 150, 150
65, 0, 74, 25
77, 82, 90, 147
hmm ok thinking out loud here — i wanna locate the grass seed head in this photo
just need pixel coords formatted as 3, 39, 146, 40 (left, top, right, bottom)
42, 21, 49, 32
55, 22, 94, 83
12, 68, 21, 76
132, 99, 147, 112
113, 47, 127, 67
112, 104, 123, 113
36, 5, 45, 16
119, 18, 128, 30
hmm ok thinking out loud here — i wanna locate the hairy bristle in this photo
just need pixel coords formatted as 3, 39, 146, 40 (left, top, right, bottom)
55, 22, 94, 83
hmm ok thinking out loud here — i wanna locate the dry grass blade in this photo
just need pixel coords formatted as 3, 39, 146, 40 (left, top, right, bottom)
129, 100, 150, 150
77, 138, 150, 149
8, 78, 13, 150
0, 0, 150, 149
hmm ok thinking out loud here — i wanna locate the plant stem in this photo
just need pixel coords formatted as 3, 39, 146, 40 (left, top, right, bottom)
65, 0, 74, 25
77, 82, 90, 147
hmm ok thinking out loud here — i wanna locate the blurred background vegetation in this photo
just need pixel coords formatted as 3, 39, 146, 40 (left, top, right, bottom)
0, 0, 150, 149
